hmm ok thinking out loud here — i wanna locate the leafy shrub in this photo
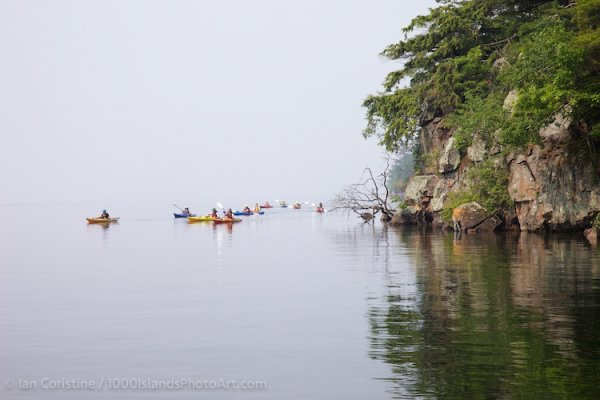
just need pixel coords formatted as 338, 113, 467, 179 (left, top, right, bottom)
441, 160, 511, 224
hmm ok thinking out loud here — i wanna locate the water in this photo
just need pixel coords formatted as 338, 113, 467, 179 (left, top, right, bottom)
1, 204, 599, 399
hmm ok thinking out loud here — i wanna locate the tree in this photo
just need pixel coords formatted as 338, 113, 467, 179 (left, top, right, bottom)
363, 0, 600, 151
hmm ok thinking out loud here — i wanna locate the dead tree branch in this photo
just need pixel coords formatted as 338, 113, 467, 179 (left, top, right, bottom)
331, 157, 396, 222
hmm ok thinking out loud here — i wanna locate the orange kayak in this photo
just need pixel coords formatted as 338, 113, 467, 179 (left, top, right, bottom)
213, 218, 242, 224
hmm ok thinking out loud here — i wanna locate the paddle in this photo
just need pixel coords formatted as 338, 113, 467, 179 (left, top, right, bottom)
173, 203, 184, 212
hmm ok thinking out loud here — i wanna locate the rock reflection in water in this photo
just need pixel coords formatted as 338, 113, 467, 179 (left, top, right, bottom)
369, 228, 600, 399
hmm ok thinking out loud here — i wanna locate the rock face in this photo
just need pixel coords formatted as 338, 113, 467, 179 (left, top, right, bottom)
438, 137, 461, 173
430, 179, 455, 212
467, 135, 487, 163
404, 175, 438, 207
539, 110, 572, 144
390, 207, 419, 225
508, 154, 538, 202
390, 101, 600, 233
508, 145, 600, 231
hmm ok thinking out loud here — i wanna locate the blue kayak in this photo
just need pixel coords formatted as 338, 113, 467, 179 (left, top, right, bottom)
174, 213, 196, 218
233, 211, 265, 216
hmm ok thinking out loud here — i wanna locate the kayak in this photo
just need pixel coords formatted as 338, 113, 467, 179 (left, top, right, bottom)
315, 208, 325, 213
213, 218, 242, 224
280, 204, 288, 208
87, 217, 119, 224
188, 216, 217, 222
174, 213, 196, 218
260, 204, 273, 209
292, 204, 301, 209
233, 211, 265, 216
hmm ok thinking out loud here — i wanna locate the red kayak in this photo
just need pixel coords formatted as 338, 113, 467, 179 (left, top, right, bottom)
315, 208, 325, 213
260, 204, 273, 209
213, 218, 242, 224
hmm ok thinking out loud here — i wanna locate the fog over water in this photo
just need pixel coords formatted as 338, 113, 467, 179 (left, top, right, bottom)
0, 0, 437, 206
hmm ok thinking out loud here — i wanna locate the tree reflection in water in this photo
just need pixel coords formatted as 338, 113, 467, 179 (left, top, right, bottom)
369, 228, 600, 399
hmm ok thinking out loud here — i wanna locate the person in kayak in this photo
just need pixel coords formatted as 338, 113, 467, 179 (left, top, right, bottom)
182, 207, 191, 216
254, 203, 260, 213
263, 201, 271, 208
224, 209, 234, 219
209, 208, 219, 219
243, 206, 252, 213
99, 209, 110, 219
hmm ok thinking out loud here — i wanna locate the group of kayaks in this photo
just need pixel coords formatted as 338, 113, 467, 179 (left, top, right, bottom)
86, 201, 325, 225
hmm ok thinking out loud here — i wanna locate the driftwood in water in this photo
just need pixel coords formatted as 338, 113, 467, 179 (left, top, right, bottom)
331, 159, 396, 222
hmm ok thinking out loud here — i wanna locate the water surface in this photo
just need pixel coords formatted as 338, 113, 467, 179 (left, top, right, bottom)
0, 204, 599, 399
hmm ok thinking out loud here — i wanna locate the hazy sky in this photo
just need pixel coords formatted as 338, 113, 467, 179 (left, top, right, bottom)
0, 0, 436, 206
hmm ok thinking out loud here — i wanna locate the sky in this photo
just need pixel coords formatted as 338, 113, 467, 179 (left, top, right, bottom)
0, 0, 437, 206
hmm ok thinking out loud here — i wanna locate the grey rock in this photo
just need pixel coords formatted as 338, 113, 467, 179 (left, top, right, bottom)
438, 137, 461, 173
467, 135, 487, 162
539, 109, 572, 144
404, 175, 439, 206
430, 179, 455, 212
503, 90, 518, 114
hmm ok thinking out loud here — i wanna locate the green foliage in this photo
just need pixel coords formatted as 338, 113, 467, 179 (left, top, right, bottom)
441, 160, 511, 223
446, 92, 506, 151
363, 89, 420, 152
420, 148, 441, 172
498, 21, 588, 145
363, 0, 600, 152
391, 197, 408, 210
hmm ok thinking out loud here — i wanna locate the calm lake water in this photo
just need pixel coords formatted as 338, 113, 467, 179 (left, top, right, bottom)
1, 203, 599, 399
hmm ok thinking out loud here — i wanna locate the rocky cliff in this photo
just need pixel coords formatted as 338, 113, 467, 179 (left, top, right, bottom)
392, 100, 600, 234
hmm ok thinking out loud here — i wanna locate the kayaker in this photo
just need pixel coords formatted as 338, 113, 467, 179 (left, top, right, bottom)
99, 209, 110, 219
243, 206, 252, 213
224, 209, 234, 219
254, 203, 260, 213
210, 208, 219, 219
263, 201, 271, 208
182, 207, 191, 216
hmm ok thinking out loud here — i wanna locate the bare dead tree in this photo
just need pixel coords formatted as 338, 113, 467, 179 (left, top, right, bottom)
331, 158, 396, 222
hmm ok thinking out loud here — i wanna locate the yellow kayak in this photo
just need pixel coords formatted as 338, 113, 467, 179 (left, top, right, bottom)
87, 217, 119, 224
188, 216, 217, 222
